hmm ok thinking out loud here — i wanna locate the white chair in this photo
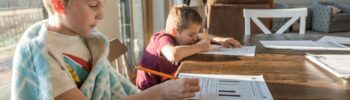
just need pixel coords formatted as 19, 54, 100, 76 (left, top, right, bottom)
243, 8, 307, 38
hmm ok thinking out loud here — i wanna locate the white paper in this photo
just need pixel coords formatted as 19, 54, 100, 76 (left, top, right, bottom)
318, 36, 350, 45
178, 73, 273, 100
306, 54, 350, 78
200, 45, 256, 56
260, 40, 350, 50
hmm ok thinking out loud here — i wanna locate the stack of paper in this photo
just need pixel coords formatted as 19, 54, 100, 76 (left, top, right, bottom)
260, 40, 350, 50
318, 36, 350, 45
178, 73, 273, 100
200, 45, 256, 56
306, 54, 350, 78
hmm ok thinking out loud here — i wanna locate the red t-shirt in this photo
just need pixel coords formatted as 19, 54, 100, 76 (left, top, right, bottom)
136, 31, 178, 90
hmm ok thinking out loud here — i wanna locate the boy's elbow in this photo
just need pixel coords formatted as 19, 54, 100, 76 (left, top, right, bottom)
166, 53, 181, 62
163, 47, 184, 62
167, 58, 177, 63
170, 53, 183, 62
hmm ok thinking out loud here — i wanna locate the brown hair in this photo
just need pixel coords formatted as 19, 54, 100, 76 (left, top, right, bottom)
165, 4, 202, 33
42, 0, 72, 15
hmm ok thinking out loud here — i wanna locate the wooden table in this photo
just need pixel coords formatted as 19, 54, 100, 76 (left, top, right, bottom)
177, 33, 350, 100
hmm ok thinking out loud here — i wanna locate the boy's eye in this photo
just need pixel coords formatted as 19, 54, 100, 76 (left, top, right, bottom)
89, 4, 98, 10
90, 5, 98, 8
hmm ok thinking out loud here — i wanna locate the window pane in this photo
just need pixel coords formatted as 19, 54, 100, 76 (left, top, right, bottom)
131, 0, 145, 65
0, 1, 44, 97
119, 0, 134, 67
0, 0, 42, 9
173, 0, 184, 5
118, 0, 146, 67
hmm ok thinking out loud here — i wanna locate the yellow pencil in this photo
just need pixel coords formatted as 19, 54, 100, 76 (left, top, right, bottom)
137, 66, 178, 80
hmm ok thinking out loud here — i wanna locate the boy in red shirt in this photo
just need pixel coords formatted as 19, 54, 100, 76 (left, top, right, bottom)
136, 4, 242, 90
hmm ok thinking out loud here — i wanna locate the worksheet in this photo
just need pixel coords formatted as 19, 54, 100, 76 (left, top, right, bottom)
178, 73, 273, 100
318, 36, 350, 45
306, 54, 350, 78
200, 45, 256, 56
260, 40, 350, 50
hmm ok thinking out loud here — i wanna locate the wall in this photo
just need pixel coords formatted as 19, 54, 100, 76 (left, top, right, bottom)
96, 0, 120, 41
152, 0, 169, 33
150, 0, 350, 33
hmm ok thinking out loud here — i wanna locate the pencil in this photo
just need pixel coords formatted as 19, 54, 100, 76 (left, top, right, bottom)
137, 66, 178, 80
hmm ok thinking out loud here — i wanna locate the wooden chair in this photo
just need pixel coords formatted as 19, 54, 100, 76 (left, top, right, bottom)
108, 38, 138, 84
206, 0, 273, 42
108, 38, 127, 63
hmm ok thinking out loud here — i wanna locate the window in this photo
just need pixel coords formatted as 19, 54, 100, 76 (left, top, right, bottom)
0, 0, 44, 98
118, 0, 147, 67
173, 0, 185, 5
117, 0, 185, 67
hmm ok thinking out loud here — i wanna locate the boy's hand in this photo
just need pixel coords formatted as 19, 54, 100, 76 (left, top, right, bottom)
160, 78, 200, 100
218, 38, 242, 48
196, 39, 211, 52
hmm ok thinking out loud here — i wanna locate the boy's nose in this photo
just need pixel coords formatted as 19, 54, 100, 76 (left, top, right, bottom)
192, 37, 198, 43
96, 13, 103, 20
96, 15, 103, 20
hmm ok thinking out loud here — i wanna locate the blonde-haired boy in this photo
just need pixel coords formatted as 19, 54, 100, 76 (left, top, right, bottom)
12, 0, 200, 100
136, 4, 241, 90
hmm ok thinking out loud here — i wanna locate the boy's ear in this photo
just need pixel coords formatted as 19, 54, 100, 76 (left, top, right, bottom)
51, 0, 65, 14
171, 29, 177, 36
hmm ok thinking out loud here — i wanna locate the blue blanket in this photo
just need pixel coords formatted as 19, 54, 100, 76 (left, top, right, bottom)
11, 20, 138, 100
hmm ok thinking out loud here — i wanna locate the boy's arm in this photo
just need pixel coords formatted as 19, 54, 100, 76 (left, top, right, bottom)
161, 39, 211, 62
121, 78, 200, 100
199, 33, 242, 48
55, 88, 87, 100
55, 75, 199, 100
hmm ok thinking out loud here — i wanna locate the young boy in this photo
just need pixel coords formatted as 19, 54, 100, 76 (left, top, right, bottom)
136, 4, 242, 90
12, 0, 200, 100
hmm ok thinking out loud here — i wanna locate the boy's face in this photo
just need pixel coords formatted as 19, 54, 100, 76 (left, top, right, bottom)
175, 24, 201, 45
61, 0, 105, 37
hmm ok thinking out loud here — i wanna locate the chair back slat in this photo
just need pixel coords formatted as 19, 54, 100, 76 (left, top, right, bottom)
243, 8, 308, 38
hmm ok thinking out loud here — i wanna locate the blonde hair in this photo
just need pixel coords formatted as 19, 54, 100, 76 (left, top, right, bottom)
165, 4, 202, 33
42, 0, 72, 15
